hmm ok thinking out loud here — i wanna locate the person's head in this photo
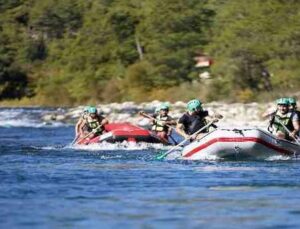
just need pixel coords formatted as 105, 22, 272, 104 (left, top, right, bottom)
159, 103, 169, 116
187, 99, 202, 114
276, 98, 289, 114
88, 106, 98, 117
288, 97, 297, 110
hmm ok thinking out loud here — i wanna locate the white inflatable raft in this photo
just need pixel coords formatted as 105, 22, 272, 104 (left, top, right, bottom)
181, 128, 300, 160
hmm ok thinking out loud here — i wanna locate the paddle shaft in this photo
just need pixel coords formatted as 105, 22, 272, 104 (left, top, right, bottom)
71, 135, 80, 145
74, 125, 103, 145
168, 134, 178, 145
156, 120, 216, 159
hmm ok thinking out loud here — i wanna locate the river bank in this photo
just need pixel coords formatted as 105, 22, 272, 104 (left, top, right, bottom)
40, 101, 275, 128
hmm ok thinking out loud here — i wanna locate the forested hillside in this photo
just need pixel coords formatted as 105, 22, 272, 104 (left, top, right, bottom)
1, 0, 299, 105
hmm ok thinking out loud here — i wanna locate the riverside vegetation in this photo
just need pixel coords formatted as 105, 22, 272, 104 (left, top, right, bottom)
0, 0, 300, 106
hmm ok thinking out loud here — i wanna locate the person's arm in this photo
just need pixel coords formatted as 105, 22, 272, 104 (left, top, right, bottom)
176, 115, 189, 139
75, 118, 83, 136
176, 123, 189, 139
166, 115, 177, 126
77, 119, 86, 136
262, 110, 277, 119
99, 115, 109, 126
204, 110, 223, 121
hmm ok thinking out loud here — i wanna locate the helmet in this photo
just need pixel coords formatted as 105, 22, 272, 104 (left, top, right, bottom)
187, 99, 202, 112
288, 97, 297, 105
159, 102, 170, 111
88, 106, 97, 114
276, 98, 289, 105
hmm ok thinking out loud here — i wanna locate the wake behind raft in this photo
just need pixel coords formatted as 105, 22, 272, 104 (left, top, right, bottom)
77, 122, 166, 145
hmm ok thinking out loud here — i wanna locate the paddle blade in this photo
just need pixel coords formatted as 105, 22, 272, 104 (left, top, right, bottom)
155, 152, 167, 160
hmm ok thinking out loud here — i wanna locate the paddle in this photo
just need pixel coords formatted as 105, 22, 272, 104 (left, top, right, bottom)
168, 133, 178, 145
155, 119, 218, 160
139, 111, 177, 130
138, 111, 183, 142
73, 125, 103, 145
71, 135, 80, 145
274, 117, 300, 144
139, 110, 178, 144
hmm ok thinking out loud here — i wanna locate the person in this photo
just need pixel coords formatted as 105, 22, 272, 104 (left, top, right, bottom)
75, 106, 90, 139
77, 106, 109, 141
288, 97, 300, 137
151, 103, 176, 144
289, 97, 300, 114
269, 98, 299, 141
176, 99, 222, 141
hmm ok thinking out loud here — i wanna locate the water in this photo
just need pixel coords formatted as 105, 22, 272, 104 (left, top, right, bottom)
1, 108, 300, 228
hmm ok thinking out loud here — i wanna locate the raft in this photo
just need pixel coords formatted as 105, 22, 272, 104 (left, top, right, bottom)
78, 122, 164, 144
181, 127, 300, 160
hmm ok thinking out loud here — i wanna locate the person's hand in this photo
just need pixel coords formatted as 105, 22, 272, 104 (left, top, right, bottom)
289, 131, 298, 139
138, 111, 145, 115
190, 135, 196, 141
182, 133, 190, 139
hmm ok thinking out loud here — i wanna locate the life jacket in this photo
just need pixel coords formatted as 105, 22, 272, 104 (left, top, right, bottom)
85, 115, 104, 133
152, 115, 170, 132
270, 111, 294, 135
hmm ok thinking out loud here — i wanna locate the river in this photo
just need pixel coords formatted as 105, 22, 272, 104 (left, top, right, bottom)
1, 107, 300, 228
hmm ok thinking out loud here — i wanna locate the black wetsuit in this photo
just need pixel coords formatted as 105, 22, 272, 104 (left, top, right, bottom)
178, 110, 209, 135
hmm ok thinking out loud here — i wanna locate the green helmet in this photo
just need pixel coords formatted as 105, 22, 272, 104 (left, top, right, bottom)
159, 102, 170, 111
88, 106, 97, 114
187, 99, 202, 112
288, 97, 297, 105
276, 98, 289, 105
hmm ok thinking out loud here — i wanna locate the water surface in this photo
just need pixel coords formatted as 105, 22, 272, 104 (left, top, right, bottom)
1, 108, 300, 228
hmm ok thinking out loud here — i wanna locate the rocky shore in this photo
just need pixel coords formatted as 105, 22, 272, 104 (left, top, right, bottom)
41, 101, 275, 128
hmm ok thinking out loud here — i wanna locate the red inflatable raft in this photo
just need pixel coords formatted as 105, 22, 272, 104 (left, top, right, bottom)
78, 122, 164, 144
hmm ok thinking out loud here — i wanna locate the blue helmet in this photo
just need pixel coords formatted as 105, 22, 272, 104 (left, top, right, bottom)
276, 98, 289, 105
88, 106, 97, 114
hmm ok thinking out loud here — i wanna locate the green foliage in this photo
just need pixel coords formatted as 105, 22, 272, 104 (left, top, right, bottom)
206, 0, 300, 101
29, 0, 83, 38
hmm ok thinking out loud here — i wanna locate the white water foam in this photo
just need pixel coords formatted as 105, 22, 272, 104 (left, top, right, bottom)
68, 141, 174, 151
199, 165, 259, 172
0, 108, 69, 128
265, 155, 294, 161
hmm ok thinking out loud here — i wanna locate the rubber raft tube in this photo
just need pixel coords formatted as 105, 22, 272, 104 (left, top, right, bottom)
79, 122, 164, 144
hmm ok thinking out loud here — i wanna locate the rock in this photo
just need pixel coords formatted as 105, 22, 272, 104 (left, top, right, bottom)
39, 101, 275, 128
42, 114, 57, 121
